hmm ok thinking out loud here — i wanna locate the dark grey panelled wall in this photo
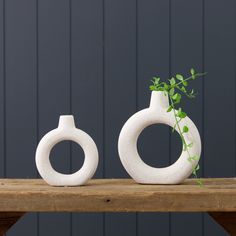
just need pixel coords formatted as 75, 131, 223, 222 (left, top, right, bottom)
0, 0, 235, 235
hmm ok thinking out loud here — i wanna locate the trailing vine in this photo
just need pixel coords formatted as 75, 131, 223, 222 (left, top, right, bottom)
149, 68, 206, 185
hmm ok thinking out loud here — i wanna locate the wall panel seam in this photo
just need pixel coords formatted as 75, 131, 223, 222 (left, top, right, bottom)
36, 0, 39, 234
2, 0, 6, 179
135, 0, 139, 236
168, 0, 172, 235
202, 0, 205, 236
102, 0, 106, 236
69, 0, 73, 235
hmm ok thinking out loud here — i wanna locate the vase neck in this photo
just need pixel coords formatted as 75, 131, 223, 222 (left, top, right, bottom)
149, 91, 169, 110
58, 115, 75, 129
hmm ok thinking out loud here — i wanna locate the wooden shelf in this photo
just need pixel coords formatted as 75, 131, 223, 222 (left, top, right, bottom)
0, 178, 235, 235
0, 178, 235, 212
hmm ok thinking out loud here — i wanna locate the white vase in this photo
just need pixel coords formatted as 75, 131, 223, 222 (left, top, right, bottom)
35, 115, 99, 186
118, 91, 201, 184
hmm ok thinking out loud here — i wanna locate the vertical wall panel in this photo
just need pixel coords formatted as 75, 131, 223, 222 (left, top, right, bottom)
38, 0, 71, 235
204, 0, 235, 235
71, 0, 103, 235
170, 0, 203, 235
5, 0, 37, 235
0, 0, 4, 177
104, 0, 136, 235
137, 0, 170, 235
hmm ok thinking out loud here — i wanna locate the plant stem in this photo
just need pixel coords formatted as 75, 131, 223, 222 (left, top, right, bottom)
175, 72, 206, 87
169, 96, 199, 181
169, 97, 187, 148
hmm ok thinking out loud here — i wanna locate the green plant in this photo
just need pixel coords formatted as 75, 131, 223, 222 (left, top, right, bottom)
149, 69, 206, 185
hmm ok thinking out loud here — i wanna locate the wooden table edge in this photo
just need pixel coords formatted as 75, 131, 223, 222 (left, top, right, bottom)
0, 178, 235, 235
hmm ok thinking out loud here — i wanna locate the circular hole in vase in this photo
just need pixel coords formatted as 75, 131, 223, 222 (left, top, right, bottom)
137, 124, 182, 168
50, 140, 85, 174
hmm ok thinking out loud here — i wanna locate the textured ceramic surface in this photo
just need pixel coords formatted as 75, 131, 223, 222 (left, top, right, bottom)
118, 91, 201, 184
36, 115, 99, 186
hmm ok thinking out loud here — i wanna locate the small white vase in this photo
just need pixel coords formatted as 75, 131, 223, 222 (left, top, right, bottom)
118, 91, 201, 184
35, 115, 99, 186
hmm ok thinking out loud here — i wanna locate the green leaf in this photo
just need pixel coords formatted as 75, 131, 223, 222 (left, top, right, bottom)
164, 84, 169, 90
167, 106, 173, 112
172, 93, 181, 101
183, 126, 189, 133
176, 74, 184, 81
180, 112, 187, 118
149, 85, 156, 90
153, 77, 160, 85
178, 107, 182, 113
175, 100, 180, 105
181, 86, 186, 93
172, 93, 178, 100
178, 110, 187, 118
157, 87, 164, 91
182, 81, 188, 86
169, 88, 175, 96
190, 68, 195, 75
170, 77, 176, 86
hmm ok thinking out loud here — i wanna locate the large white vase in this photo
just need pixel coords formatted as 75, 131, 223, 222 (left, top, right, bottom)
118, 91, 201, 184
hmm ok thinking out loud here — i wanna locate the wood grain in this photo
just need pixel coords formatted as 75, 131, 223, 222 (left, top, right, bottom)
0, 178, 235, 212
